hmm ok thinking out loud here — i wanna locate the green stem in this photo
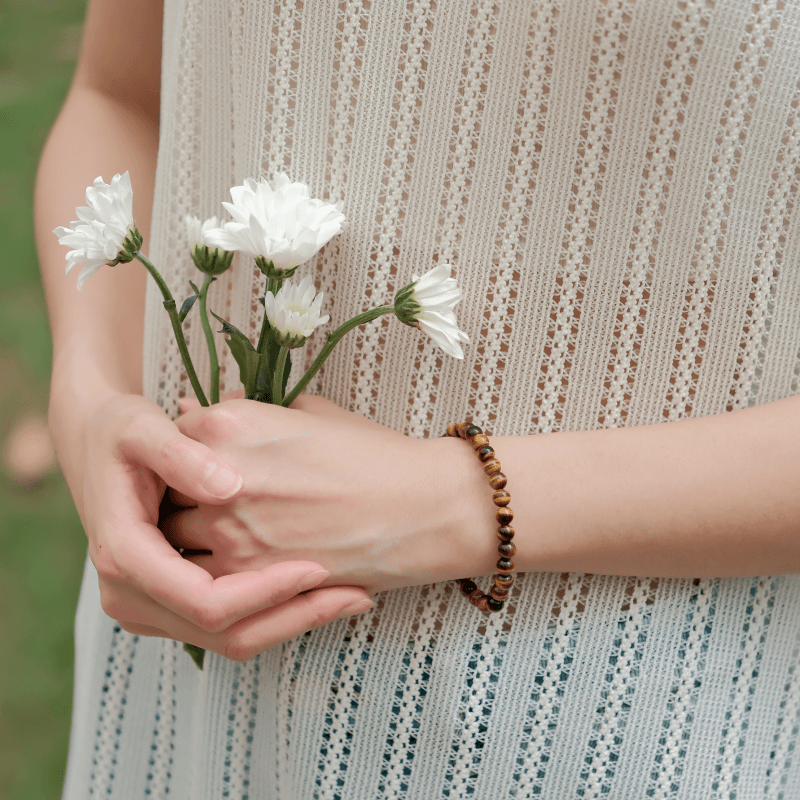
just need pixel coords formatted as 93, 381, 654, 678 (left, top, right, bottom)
282, 306, 395, 407
198, 273, 220, 404
272, 346, 289, 406
256, 277, 282, 354
136, 253, 209, 407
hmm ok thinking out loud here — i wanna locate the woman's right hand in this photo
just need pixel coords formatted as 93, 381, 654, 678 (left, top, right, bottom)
51, 390, 372, 662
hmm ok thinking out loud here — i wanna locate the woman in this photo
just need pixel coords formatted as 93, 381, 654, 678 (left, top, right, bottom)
38, 0, 800, 797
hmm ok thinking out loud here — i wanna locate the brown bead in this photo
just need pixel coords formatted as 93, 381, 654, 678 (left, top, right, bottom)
471, 434, 490, 449
498, 541, 516, 558
496, 557, 514, 574
446, 423, 459, 438
495, 573, 514, 589
469, 588, 484, 606
487, 597, 505, 612
488, 473, 507, 490
457, 422, 471, 439
496, 507, 514, 525
490, 585, 510, 601
497, 525, 515, 541
459, 579, 478, 596
483, 459, 502, 475
466, 425, 483, 438
478, 445, 495, 461
476, 596, 490, 611
492, 490, 511, 507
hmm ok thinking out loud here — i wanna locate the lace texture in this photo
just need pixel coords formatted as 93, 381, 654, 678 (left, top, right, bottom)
63, 2, 800, 799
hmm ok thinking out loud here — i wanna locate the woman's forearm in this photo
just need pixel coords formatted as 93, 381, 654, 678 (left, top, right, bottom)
35, 87, 158, 497
35, 0, 162, 410
449, 394, 800, 579
36, 85, 158, 399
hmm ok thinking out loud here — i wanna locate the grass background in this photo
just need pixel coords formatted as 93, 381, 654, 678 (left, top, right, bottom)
0, 0, 89, 798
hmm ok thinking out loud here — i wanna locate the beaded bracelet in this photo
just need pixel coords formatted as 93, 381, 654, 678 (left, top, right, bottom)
445, 421, 515, 613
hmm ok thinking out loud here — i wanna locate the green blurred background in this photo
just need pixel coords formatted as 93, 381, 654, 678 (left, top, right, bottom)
0, 0, 88, 798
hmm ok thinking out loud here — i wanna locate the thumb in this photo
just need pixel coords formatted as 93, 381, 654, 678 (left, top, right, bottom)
119, 412, 242, 503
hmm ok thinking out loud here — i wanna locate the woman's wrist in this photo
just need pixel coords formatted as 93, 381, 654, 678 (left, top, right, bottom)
423, 435, 500, 582
48, 342, 141, 495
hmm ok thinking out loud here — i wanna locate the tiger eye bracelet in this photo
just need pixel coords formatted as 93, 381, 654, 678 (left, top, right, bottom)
445, 421, 515, 613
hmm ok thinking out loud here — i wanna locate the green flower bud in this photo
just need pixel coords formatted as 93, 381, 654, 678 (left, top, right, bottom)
107, 226, 143, 266
191, 244, 235, 276
273, 330, 308, 349
255, 255, 300, 281
393, 279, 422, 325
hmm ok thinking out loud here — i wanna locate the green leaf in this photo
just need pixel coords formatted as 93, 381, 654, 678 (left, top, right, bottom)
209, 310, 262, 397
178, 293, 198, 323
183, 643, 205, 669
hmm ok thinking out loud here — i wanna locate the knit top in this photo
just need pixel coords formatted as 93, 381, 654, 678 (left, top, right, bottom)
63, 1, 800, 798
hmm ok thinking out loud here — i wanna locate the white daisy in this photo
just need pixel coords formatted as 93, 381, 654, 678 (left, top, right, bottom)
204, 174, 345, 277
394, 264, 470, 359
54, 172, 140, 290
264, 275, 330, 348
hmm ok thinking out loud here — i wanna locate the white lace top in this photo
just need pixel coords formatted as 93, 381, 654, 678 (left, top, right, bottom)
63, 1, 800, 798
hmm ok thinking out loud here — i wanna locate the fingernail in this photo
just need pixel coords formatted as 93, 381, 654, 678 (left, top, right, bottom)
297, 570, 329, 593
337, 598, 374, 619
202, 463, 243, 499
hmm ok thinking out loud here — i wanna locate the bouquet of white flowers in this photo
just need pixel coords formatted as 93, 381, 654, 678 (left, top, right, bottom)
55, 171, 469, 666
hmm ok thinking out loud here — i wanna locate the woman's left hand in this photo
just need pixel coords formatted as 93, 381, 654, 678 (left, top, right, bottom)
162, 396, 496, 594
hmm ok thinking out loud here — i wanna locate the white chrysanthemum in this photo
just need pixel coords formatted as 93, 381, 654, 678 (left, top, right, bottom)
395, 264, 470, 359
54, 172, 139, 290
184, 215, 220, 247
185, 215, 233, 275
264, 275, 330, 348
204, 174, 345, 275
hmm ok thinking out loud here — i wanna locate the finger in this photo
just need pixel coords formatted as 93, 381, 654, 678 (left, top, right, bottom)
216, 587, 373, 661
118, 620, 172, 638
116, 520, 333, 631
119, 411, 243, 503
167, 486, 198, 508
178, 397, 201, 415
178, 388, 244, 416
221, 388, 246, 402
96, 464, 315, 633
126, 585, 373, 661
160, 507, 213, 551
175, 398, 280, 444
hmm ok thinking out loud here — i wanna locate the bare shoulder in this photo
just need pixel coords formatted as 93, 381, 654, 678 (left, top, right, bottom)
73, 0, 163, 120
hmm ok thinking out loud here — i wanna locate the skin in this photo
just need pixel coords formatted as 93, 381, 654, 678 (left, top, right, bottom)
39, 0, 800, 661
168, 389, 800, 591
36, 0, 371, 663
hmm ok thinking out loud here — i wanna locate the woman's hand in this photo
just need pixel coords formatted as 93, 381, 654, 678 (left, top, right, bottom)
52, 390, 372, 661
161, 395, 498, 594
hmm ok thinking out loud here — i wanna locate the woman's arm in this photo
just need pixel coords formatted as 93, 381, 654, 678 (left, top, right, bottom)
36, 0, 371, 659
499, 391, 800, 578
158, 391, 800, 609
37, 0, 159, 489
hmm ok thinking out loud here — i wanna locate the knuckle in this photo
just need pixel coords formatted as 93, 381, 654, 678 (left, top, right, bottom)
158, 435, 192, 476
118, 410, 155, 450
297, 592, 328, 631
192, 599, 229, 633
117, 620, 148, 636
98, 585, 126, 621
196, 406, 239, 441
223, 633, 256, 663
92, 547, 124, 583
